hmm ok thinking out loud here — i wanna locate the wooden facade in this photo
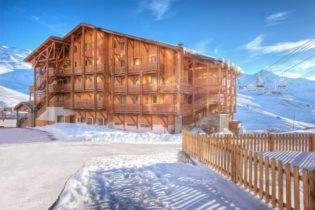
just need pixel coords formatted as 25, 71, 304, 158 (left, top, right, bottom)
25, 23, 241, 133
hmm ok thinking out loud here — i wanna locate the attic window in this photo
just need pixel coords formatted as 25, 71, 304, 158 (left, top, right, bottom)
134, 58, 141, 66
149, 55, 157, 64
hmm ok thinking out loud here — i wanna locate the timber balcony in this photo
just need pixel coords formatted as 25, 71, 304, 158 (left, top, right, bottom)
142, 84, 158, 93
127, 85, 140, 94
159, 84, 177, 93
74, 101, 95, 109
114, 104, 140, 114
180, 83, 193, 94
113, 64, 164, 76
142, 104, 176, 114
114, 85, 127, 94
50, 100, 72, 107
48, 83, 72, 93
48, 67, 72, 77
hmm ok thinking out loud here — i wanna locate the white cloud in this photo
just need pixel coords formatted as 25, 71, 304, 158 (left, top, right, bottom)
265, 11, 289, 25
192, 40, 212, 54
138, 0, 174, 20
245, 34, 315, 54
30, 15, 68, 33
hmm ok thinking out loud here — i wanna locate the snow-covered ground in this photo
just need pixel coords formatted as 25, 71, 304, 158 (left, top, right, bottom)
37, 123, 181, 144
0, 128, 181, 210
51, 153, 270, 210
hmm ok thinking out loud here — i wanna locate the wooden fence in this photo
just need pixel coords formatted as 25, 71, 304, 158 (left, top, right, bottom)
182, 130, 315, 210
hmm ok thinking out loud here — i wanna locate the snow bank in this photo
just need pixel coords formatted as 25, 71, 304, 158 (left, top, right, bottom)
51, 153, 270, 210
36, 123, 181, 144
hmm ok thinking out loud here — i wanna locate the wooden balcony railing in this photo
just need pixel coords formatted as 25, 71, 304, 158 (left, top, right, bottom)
85, 82, 94, 91
114, 104, 140, 113
128, 65, 142, 75
142, 104, 176, 114
180, 104, 193, 114
180, 83, 193, 94
74, 68, 83, 75
114, 85, 127, 93
85, 67, 95, 74
142, 84, 157, 93
74, 101, 94, 109
97, 65, 105, 73
159, 84, 177, 93
114, 67, 126, 75
74, 83, 84, 91
127, 85, 140, 94
208, 94, 220, 104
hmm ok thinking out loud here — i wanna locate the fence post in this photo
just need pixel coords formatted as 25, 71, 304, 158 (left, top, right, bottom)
310, 170, 315, 210
310, 134, 315, 152
268, 133, 274, 152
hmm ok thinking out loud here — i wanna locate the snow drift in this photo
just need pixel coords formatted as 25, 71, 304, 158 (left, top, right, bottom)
37, 123, 181, 144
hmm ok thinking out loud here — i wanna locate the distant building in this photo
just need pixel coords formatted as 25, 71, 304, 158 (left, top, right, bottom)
22, 23, 241, 133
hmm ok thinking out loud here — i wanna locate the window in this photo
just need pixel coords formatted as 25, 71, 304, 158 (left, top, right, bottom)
74, 61, 77, 67
151, 75, 157, 84
134, 58, 141, 66
187, 95, 193, 104
149, 55, 157, 64
121, 60, 126, 67
188, 70, 193, 84
120, 96, 126, 104
151, 95, 157, 104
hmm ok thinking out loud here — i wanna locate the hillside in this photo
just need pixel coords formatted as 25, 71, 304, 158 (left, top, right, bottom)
0, 45, 32, 107
236, 70, 315, 131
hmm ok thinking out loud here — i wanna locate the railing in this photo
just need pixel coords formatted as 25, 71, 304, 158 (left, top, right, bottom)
74, 68, 83, 74
128, 65, 142, 74
208, 94, 220, 104
182, 131, 315, 210
159, 84, 177, 93
128, 85, 140, 94
74, 101, 94, 109
142, 104, 176, 114
114, 85, 127, 93
85, 82, 94, 91
74, 83, 84, 91
114, 67, 126, 75
85, 67, 95, 74
180, 83, 193, 94
142, 84, 157, 93
114, 104, 140, 113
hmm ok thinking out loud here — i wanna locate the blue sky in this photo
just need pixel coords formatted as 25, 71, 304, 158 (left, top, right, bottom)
1, 0, 315, 78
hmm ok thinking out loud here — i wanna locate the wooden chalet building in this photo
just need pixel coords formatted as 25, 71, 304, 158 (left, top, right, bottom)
24, 23, 241, 133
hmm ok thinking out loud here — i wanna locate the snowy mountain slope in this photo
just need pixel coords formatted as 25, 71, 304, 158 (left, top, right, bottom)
236, 70, 315, 131
0, 45, 32, 107
0, 85, 28, 107
0, 69, 33, 94
0, 45, 31, 74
